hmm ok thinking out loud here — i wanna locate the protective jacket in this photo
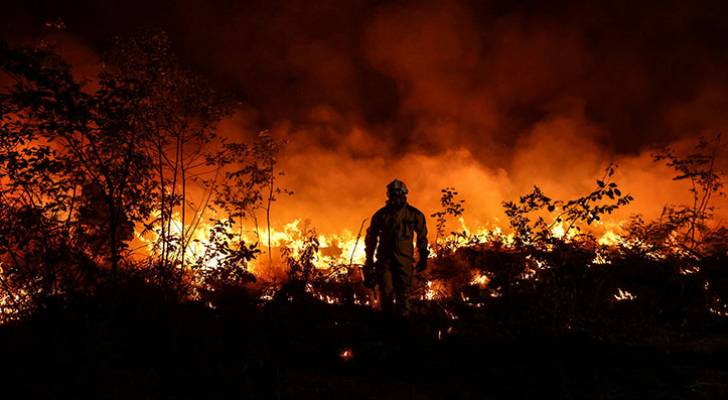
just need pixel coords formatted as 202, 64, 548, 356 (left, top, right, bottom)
365, 203, 428, 266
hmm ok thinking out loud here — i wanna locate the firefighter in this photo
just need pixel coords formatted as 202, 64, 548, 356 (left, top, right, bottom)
364, 179, 428, 316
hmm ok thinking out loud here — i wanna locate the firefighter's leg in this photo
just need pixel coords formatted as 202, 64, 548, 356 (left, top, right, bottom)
392, 262, 413, 316
377, 261, 395, 314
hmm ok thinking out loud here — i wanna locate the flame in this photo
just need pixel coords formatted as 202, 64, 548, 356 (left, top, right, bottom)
679, 265, 700, 275
591, 249, 611, 265
134, 214, 370, 275
551, 222, 566, 239
613, 288, 637, 301
339, 347, 353, 361
130, 211, 643, 285
470, 271, 490, 289
423, 280, 448, 301
2, 198, 715, 326
598, 229, 624, 246
129, 211, 717, 302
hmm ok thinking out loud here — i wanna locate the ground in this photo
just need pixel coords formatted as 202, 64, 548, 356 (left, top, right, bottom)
1, 294, 726, 400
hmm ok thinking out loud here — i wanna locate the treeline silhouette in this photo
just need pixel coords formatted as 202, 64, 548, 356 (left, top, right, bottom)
0, 31, 289, 318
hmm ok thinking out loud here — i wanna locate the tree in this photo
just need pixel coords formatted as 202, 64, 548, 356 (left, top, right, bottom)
206, 130, 290, 272
0, 40, 157, 285
211, 132, 286, 239
653, 134, 725, 251
100, 31, 232, 291
1, 32, 282, 307
193, 131, 289, 293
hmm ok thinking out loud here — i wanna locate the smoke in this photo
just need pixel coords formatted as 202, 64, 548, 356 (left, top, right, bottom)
3, 0, 728, 234
264, 109, 725, 235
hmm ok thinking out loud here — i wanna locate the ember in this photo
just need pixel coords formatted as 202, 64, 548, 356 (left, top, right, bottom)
339, 348, 353, 361
613, 289, 637, 302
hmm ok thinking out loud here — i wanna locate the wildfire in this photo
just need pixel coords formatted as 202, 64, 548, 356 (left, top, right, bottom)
450, 217, 516, 246
134, 215, 369, 274
95, 208, 723, 319
128, 211, 647, 294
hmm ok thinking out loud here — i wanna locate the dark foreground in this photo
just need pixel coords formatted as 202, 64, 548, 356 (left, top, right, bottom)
1, 294, 726, 400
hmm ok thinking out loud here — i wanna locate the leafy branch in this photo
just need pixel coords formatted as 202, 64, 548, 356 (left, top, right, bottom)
503, 164, 634, 246
430, 187, 465, 255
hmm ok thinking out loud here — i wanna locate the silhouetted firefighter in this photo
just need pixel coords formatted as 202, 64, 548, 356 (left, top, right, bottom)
364, 179, 429, 316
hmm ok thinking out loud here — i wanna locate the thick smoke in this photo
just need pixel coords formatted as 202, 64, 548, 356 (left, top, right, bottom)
3, 0, 727, 234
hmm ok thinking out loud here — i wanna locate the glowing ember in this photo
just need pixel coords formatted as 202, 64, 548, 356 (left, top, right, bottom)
708, 296, 728, 317
613, 288, 637, 301
591, 249, 611, 265
470, 271, 490, 289
679, 265, 700, 275
709, 306, 728, 317
423, 280, 448, 301
339, 348, 353, 361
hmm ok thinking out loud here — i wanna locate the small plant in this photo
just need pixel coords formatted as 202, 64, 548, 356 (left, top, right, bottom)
282, 228, 320, 283
430, 187, 465, 255
194, 219, 258, 290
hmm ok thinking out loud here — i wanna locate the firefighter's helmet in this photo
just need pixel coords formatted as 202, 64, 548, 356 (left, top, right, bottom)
386, 179, 408, 198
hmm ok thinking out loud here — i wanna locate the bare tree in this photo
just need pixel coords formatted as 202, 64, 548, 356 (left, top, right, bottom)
248, 131, 290, 268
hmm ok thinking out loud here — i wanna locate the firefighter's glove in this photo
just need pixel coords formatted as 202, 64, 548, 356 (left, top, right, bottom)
416, 257, 427, 273
363, 260, 377, 289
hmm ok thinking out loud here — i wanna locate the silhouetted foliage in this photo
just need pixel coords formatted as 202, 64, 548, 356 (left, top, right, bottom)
193, 219, 258, 295
211, 131, 289, 241
0, 39, 157, 311
102, 31, 234, 288
503, 163, 633, 246
0, 33, 270, 312
283, 228, 320, 283
430, 187, 465, 255
652, 134, 725, 253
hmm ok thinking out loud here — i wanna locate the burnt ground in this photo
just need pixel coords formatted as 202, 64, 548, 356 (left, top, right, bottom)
0, 296, 726, 400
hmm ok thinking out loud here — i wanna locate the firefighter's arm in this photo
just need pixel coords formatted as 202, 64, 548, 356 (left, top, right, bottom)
363, 214, 379, 288
364, 215, 379, 265
415, 211, 429, 272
